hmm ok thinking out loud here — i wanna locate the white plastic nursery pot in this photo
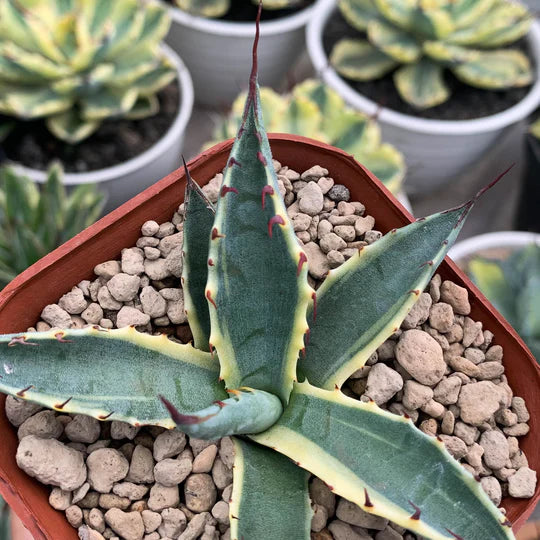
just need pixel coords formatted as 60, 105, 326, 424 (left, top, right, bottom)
306, 0, 540, 195
14, 45, 194, 214
165, 3, 313, 106
449, 231, 540, 267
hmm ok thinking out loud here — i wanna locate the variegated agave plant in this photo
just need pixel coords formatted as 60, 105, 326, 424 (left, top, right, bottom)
332, 0, 533, 108
175, 0, 303, 19
206, 79, 406, 194
0, 14, 516, 540
0, 0, 176, 143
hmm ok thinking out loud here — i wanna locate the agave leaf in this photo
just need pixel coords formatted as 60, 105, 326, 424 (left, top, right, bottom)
62, 185, 105, 241
0, 0, 65, 63
161, 388, 283, 439
46, 109, 100, 144
409, 5, 455, 40
423, 41, 480, 64
0, 42, 68, 80
0, 55, 44, 85
175, 0, 230, 18
452, 50, 532, 89
394, 58, 449, 108
273, 95, 326, 142
252, 382, 514, 540
291, 79, 346, 140
125, 95, 160, 120
0, 120, 15, 142
373, 0, 415, 30
182, 166, 215, 352
0, 85, 72, 119
298, 193, 485, 389
81, 87, 139, 120
450, 0, 495, 29
448, 2, 531, 47
517, 274, 540, 341
331, 38, 398, 81
0, 327, 225, 427
128, 3, 172, 54
0, 495, 9, 540
230, 438, 312, 540
32, 163, 65, 247
98, 3, 145, 61
332, 111, 381, 156
1, 167, 39, 224
367, 19, 422, 63
206, 32, 312, 403
356, 143, 405, 194
127, 57, 177, 97
338, 0, 380, 32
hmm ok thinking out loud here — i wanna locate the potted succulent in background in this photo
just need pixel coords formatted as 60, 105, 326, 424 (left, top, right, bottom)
0, 13, 539, 538
205, 78, 409, 204
517, 118, 540, 233
0, 0, 194, 212
163, 0, 314, 105
306, 0, 540, 195
0, 164, 104, 290
449, 232, 540, 361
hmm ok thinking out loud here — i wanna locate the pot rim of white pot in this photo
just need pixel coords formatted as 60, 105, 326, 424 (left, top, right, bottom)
306, 0, 540, 136
449, 231, 540, 262
12, 44, 194, 186
168, 1, 314, 36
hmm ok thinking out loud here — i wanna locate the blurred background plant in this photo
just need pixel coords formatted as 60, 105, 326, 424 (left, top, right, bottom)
206, 79, 406, 194
331, 0, 533, 109
0, 494, 9, 539
174, 0, 305, 18
0, 0, 176, 143
468, 244, 540, 361
0, 163, 104, 289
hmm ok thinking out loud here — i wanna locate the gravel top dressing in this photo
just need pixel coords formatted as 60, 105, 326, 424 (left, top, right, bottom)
7, 162, 536, 540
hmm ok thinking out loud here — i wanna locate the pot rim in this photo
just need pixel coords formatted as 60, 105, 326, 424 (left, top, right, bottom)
10, 43, 194, 186
167, 0, 314, 36
449, 231, 540, 262
0, 135, 538, 538
306, 0, 540, 135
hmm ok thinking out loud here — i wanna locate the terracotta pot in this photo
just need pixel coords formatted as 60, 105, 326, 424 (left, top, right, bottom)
0, 134, 538, 539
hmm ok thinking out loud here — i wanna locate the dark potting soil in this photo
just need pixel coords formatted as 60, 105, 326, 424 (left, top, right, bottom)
167, 0, 313, 22
322, 10, 531, 121
0, 81, 179, 173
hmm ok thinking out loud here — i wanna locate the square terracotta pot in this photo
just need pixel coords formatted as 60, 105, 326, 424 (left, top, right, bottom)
0, 135, 538, 539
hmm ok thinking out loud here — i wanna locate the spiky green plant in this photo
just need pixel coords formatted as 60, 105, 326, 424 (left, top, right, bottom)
0, 164, 104, 289
331, 0, 533, 109
174, 0, 303, 19
0, 14, 517, 540
0, 495, 10, 540
0, 0, 176, 143
206, 79, 406, 194
468, 244, 540, 361
530, 117, 540, 139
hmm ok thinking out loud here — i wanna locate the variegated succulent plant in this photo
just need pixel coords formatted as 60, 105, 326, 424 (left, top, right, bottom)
0, 12, 517, 540
175, 0, 303, 19
0, 164, 104, 289
331, 0, 533, 108
468, 244, 540, 362
0, 495, 9, 540
0, 0, 176, 143
207, 79, 406, 194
